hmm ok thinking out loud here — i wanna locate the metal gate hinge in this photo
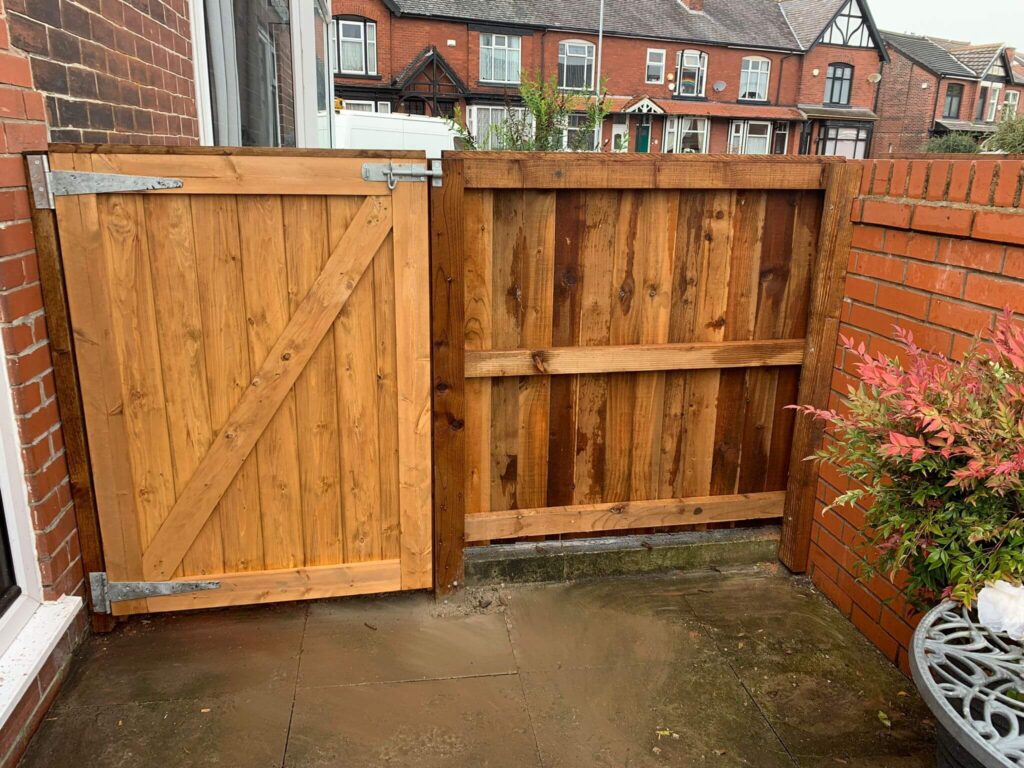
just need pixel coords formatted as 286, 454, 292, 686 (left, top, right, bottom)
90, 572, 220, 614
362, 160, 443, 189
27, 155, 184, 210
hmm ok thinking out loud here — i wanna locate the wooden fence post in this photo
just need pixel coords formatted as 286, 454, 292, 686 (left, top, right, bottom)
430, 157, 467, 595
779, 161, 863, 572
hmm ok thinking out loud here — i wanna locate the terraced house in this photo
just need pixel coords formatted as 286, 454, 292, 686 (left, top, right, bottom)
876, 32, 1023, 155
332, 0, 889, 157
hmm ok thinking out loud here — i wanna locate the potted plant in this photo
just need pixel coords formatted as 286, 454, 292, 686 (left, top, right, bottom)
795, 312, 1024, 767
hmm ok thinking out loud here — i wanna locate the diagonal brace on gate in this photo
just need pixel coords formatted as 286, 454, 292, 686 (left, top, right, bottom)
142, 195, 394, 580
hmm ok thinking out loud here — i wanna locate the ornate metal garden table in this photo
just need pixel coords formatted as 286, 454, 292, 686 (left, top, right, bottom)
911, 600, 1024, 767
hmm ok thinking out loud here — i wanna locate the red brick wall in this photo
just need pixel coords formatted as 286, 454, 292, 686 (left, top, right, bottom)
796, 44, 882, 109
7, 0, 198, 144
809, 157, 1024, 675
873, 45, 941, 156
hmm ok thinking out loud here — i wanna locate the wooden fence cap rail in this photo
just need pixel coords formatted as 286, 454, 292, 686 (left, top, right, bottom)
47, 143, 427, 159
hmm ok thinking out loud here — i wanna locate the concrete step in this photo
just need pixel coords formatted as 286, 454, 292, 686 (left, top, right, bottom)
464, 525, 781, 586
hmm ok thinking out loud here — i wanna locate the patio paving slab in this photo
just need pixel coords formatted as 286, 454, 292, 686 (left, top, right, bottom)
18, 566, 936, 768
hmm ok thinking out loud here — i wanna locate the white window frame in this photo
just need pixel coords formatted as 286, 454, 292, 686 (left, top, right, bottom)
739, 56, 771, 102
1004, 90, 1020, 120
645, 49, 666, 85
562, 112, 599, 151
337, 18, 377, 76
342, 99, 376, 112
773, 121, 790, 154
987, 83, 1005, 122
729, 120, 772, 154
558, 40, 596, 91
664, 116, 708, 153
376, 101, 392, 114
676, 50, 707, 98
467, 105, 530, 149
611, 115, 629, 152
480, 33, 521, 84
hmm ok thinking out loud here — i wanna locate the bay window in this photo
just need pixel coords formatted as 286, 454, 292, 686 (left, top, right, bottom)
664, 116, 708, 153
563, 113, 598, 150
986, 83, 1004, 122
558, 40, 595, 91
646, 49, 666, 84
739, 57, 770, 101
729, 120, 771, 154
677, 50, 707, 98
467, 105, 529, 149
817, 124, 870, 159
1004, 91, 1020, 120
480, 34, 521, 84
337, 18, 377, 76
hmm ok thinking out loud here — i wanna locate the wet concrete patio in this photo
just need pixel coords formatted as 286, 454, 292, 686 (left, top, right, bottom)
20, 565, 935, 767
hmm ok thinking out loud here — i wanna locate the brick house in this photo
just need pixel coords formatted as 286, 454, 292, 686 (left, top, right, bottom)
332, 0, 889, 158
874, 32, 1023, 155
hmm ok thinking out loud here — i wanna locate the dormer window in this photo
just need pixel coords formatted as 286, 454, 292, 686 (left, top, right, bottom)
739, 57, 770, 101
824, 63, 853, 105
677, 50, 707, 97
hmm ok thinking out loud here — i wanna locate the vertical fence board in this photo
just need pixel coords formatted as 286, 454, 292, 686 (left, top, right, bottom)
780, 163, 862, 572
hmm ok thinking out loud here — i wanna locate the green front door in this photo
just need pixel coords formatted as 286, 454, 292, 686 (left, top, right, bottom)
635, 117, 651, 152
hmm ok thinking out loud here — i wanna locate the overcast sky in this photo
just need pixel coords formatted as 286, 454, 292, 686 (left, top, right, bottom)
868, 0, 1024, 47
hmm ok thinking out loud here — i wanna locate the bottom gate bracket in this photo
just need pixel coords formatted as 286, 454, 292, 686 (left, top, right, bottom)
90, 572, 221, 614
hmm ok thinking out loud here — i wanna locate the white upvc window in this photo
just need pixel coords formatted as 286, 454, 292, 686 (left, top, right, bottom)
676, 50, 707, 97
739, 56, 770, 101
558, 40, 595, 91
645, 49, 666, 84
664, 116, 708, 153
773, 122, 790, 154
480, 33, 521, 84
342, 99, 375, 112
338, 18, 377, 75
729, 120, 772, 154
376, 101, 392, 114
985, 83, 1004, 122
467, 105, 529, 149
563, 112, 598, 150
1004, 90, 1020, 120
611, 115, 629, 152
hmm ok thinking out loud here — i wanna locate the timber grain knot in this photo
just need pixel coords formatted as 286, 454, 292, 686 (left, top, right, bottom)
531, 351, 548, 373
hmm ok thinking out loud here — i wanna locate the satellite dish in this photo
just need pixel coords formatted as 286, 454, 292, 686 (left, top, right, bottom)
712, 80, 726, 92
867, 73, 882, 83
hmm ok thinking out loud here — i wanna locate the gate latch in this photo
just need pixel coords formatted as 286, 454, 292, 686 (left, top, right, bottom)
90, 572, 221, 614
27, 155, 184, 210
362, 160, 443, 189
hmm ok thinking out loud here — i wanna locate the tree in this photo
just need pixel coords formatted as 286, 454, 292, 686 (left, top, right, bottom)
451, 74, 609, 151
985, 113, 1024, 154
926, 133, 980, 154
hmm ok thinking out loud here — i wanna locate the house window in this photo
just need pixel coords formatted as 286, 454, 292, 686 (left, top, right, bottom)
664, 116, 708, 153
337, 18, 377, 76
729, 120, 772, 153
467, 105, 529, 149
817, 124, 870, 159
739, 57, 770, 101
611, 115, 629, 152
646, 49, 666, 84
818, 0, 874, 48
1004, 91, 1020, 120
824, 64, 853, 105
558, 40, 595, 91
342, 100, 375, 112
563, 113, 597, 150
773, 122, 790, 154
943, 84, 963, 119
986, 83, 1004, 122
480, 34, 521, 84
677, 50, 707, 97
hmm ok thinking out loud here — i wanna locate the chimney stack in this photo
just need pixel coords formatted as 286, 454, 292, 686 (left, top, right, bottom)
681, 0, 705, 11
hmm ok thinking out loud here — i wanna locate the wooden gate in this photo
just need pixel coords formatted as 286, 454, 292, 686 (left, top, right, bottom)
42, 147, 432, 614
431, 154, 861, 591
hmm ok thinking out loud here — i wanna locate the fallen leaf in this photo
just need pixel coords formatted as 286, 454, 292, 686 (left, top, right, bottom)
877, 711, 892, 728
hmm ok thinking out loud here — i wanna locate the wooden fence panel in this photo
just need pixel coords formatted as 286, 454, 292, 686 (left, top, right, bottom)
432, 154, 856, 592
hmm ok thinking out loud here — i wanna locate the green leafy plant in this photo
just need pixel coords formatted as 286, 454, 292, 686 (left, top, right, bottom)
793, 312, 1024, 607
926, 132, 980, 154
448, 74, 608, 152
986, 113, 1024, 154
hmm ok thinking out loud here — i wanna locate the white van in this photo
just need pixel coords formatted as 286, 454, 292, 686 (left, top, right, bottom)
333, 110, 459, 158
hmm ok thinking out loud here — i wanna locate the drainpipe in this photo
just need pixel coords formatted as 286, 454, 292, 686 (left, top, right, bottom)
596, 0, 605, 89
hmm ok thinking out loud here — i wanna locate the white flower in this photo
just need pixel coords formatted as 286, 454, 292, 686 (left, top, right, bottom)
977, 581, 1024, 641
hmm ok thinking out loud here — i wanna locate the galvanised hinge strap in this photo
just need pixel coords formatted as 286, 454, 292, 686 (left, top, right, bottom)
27, 155, 184, 210
361, 160, 443, 189
89, 572, 220, 614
